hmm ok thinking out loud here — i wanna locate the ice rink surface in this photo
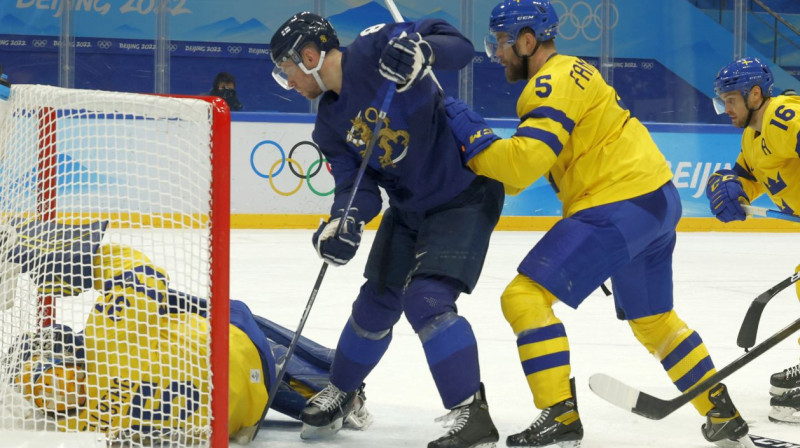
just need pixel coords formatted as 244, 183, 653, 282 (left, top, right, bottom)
233, 229, 800, 448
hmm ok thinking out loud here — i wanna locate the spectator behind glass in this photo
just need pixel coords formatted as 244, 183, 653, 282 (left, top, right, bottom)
209, 72, 243, 111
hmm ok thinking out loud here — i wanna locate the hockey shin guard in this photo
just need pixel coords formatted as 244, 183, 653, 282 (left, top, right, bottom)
329, 316, 392, 392
418, 312, 481, 409
501, 274, 572, 409
629, 310, 717, 415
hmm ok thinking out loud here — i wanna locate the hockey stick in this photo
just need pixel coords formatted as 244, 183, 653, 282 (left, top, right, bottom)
742, 204, 800, 224
589, 316, 800, 420
737, 271, 800, 349
256, 86, 396, 434
383, 0, 443, 91
750, 434, 800, 448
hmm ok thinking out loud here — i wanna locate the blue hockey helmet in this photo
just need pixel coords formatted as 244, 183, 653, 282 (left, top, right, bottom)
485, 0, 558, 59
713, 57, 773, 114
269, 12, 340, 90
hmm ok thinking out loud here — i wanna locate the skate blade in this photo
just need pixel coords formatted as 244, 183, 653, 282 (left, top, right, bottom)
556, 442, 581, 448
710, 436, 756, 448
472, 442, 497, 448
768, 406, 800, 424
507, 441, 580, 448
770, 385, 791, 397
300, 418, 344, 440
343, 409, 374, 431
519, 442, 580, 448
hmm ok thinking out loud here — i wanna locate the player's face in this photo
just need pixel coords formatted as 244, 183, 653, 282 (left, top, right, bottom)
718, 91, 749, 128
493, 32, 525, 83
278, 60, 323, 100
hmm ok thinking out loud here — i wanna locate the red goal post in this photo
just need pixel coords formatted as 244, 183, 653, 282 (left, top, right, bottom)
0, 85, 230, 447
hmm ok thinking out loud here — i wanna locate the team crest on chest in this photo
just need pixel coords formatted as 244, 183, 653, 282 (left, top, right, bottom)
765, 171, 787, 195
346, 107, 409, 169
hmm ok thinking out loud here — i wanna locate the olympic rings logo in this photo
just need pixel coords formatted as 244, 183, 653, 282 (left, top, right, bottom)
249, 140, 334, 196
551, 0, 619, 42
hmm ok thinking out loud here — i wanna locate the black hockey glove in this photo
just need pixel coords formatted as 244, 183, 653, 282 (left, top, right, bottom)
312, 209, 364, 266
705, 169, 748, 223
379, 32, 433, 93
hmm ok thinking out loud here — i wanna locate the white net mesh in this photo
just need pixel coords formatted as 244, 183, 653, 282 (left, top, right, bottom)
0, 85, 222, 447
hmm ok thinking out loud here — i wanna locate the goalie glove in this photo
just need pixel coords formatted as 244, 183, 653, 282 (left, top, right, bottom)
444, 97, 500, 165
379, 32, 433, 93
705, 169, 748, 223
312, 209, 365, 266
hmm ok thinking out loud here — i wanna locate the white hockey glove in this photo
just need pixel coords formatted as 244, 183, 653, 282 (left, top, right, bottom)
312, 209, 364, 266
379, 32, 433, 93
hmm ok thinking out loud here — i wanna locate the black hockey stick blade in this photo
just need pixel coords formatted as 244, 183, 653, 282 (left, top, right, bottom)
749, 434, 800, 448
590, 317, 800, 420
737, 271, 800, 349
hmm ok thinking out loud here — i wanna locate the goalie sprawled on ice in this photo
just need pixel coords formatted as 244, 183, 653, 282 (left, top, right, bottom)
0, 218, 371, 444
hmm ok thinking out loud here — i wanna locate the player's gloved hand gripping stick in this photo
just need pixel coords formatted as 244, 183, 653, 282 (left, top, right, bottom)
257, 86, 395, 437
258, 2, 437, 439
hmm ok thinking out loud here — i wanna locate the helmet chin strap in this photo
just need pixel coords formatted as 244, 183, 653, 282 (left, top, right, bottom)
743, 91, 768, 128
299, 50, 329, 92
513, 40, 540, 80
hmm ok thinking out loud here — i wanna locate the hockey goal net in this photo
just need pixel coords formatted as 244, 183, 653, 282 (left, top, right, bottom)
0, 85, 230, 447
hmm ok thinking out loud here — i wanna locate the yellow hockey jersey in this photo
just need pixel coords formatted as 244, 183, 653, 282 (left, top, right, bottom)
54, 244, 266, 442
735, 94, 800, 214
470, 54, 673, 217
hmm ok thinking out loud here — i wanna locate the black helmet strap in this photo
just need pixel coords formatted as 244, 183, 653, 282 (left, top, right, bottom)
512, 32, 540, 80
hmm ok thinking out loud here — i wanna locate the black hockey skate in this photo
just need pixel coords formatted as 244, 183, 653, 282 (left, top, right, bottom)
768, 387, 800, 424
506, 379, 582, 448
428, 383, 499, 448
300, 383, 369, 439
770, 362, 800, 396
701, 383, 750, 447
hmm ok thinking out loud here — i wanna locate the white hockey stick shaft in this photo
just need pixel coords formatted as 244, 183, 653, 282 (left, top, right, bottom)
384, 0, 443, 91
589, 316, 800, 420
742, 204, 800, 223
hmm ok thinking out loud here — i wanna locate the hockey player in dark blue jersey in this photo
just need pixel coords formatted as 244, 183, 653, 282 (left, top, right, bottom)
270, 11, 504, 448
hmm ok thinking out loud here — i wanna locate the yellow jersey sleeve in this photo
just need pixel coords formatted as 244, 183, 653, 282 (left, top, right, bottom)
227, 326, 268, 435
470, 54, 673, 217
739, 95, 800, 213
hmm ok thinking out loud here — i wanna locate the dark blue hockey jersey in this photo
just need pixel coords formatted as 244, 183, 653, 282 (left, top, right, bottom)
312, 19, 476, 223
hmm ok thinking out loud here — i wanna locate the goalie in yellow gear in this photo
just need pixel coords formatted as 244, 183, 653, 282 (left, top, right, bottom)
2, 219, 372, 443
15, 355, 87, 413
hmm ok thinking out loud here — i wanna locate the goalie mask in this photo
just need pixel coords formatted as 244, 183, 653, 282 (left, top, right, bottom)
16, 356, 87, 413
270, 12, 340, 92
11, 325, 87, 413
